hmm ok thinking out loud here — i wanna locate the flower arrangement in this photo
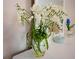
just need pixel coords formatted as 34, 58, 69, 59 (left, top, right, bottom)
16, 3, 68, 57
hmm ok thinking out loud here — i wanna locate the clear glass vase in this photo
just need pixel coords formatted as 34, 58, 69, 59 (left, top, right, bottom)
66, 30, 73, 38
32, 39, 48, 58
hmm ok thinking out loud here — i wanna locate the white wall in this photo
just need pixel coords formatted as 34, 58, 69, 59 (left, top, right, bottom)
3, 0, 32, 59
3, 0, 75, 59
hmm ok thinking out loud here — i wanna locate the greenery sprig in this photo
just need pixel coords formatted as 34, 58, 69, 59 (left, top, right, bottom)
32, 18, 48, 53
16, 3, 31, 24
